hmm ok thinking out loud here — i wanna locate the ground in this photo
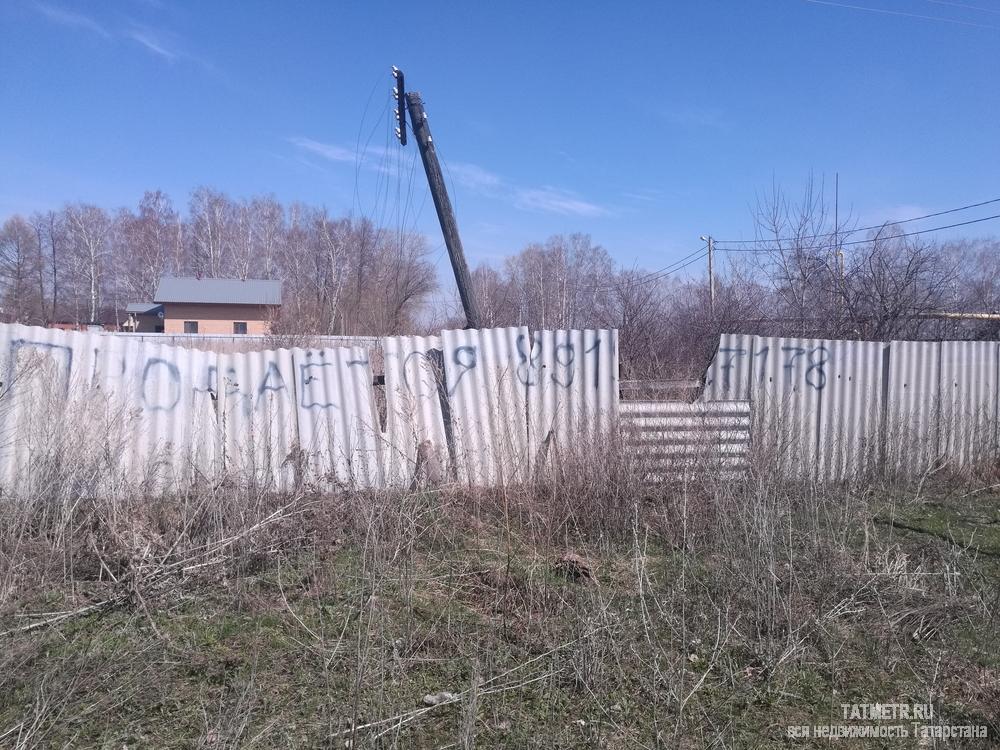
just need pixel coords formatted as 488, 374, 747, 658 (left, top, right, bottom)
1, 478, 998, 748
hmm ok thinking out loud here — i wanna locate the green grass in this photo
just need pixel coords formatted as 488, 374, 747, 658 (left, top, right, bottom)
881, 492, 1000, 557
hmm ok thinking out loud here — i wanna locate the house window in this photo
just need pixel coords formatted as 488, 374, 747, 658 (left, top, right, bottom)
184, 321, 198, 334
233, 321, 248, 335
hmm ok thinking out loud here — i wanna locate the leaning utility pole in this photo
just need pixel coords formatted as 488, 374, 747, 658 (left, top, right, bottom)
393, 67, 483, 328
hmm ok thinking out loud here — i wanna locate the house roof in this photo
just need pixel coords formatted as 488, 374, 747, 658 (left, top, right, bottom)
125, 302, 163, 315
153, 277, 282, 306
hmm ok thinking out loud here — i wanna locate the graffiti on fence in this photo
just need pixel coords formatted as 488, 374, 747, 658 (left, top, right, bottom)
703, 334, 1000, 476
709, 343, 833, 393
0, 323, 620, 491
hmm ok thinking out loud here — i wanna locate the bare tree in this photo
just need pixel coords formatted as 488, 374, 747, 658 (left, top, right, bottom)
837, 233, 952, 339
470, 265, 508, 328
0, 216, 43, 323
64, 204, 112, 324
949, 238, 1000, 339
751, 179, 954, 340
250, 196, 284, 279
188, 187, 233, 277
1, 182, 993, 378
471, 234, 615, 330
601, 270, 668, 380
278, 206, 349, 333
29, 210, 66, 323
114, 191, 179, 301
365, 231, 437, 334
269, 209, 436, 336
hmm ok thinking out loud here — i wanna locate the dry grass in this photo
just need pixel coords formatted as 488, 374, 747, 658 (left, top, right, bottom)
0, 415, 998, 747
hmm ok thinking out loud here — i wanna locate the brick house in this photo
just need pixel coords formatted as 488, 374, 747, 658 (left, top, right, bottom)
125, 277, 282, 335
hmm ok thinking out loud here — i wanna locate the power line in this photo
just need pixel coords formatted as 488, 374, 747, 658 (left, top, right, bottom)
718, 213, 1000, 253
925, 0, 1000, 15
716, 196, 1000, 245
614, 247, 705, 284
590, 248, 708, 293
804, 0, 1000, 30
462, 247, 709, 300
667, 251, 711, 275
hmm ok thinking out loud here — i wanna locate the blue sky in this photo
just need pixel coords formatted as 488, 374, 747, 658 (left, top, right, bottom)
1, 0, 998, 276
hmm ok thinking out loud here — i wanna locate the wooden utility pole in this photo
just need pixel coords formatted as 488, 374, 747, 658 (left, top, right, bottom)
707, 235, 715, 317
393, 68, 482, 328
700, 235, 716, 317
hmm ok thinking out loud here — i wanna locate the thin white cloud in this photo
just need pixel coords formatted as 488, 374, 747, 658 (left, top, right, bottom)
288, 137, 358, 163
288, 137, 609, 218
126, 26, 221, 75
446, 162, 502, 192
514, 186, 609, 218
287, 138, 393, 173
127, 29, 178, 62
35, 3, 111, 38
622, 188, 664, 203
451, 163, 609, 218
860, 204, 930, 227
34, 5, 216, 73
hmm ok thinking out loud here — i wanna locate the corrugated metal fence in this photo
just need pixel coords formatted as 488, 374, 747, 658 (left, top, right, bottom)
10, 325, 992, 488
0, 323, 618, 492
702, 334, 1000, 478
621, 400, 751, 481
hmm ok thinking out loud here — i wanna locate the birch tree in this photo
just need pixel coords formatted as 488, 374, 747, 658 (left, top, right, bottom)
65, 204, 112, 323
188, 187, 233, 277
115, 191, 178, 300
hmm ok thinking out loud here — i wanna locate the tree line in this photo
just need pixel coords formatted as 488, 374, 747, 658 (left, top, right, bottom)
1, 185, 997, 379
0, 189, 436, 336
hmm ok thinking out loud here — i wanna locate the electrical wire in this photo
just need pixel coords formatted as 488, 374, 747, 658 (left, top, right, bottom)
591, 248, 706, 291
925, 0, 1000, 14
591, 210, 1000, 294
588, 248, 709, 293
717, 213, 1000, 253
716, 196, 1000, 245
353, 72, 389, 220
804, 0, 1000, 30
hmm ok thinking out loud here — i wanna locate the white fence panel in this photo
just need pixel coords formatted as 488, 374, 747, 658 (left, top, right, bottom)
886, 340, 940, 471
818, 339, 885, 480
702, 333, 754, 400
292, 347, 382, 489
219, 348, 298, 491
382, 335, 448, 487
127, 342, 220, 491
939, 341, 999, 466
0, 325, 84, 489
747, 336, 823, 476
440, 327, 530, 486
527, 329, 619, 468
84, 333, 142, 487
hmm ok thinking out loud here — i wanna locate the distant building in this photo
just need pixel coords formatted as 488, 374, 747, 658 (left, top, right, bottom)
123, 302, 164, 333
124, 277, 282, 335
49, 320, 119, 332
